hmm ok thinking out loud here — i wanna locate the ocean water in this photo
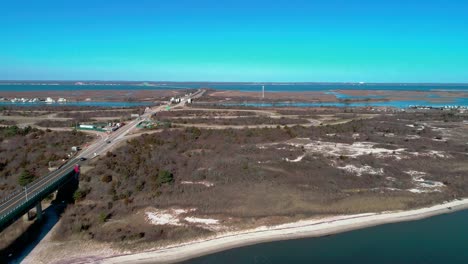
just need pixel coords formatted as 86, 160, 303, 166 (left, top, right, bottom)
1, 84, 468, 108
224, 98, 468, 108
183, 209, 468, 264
196, 83, 468, 92
1, 83, 468, 92
0, 84, 189, 91
0, 101, 152, 108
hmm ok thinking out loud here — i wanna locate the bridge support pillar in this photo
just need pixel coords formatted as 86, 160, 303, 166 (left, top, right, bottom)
35, 202, 43, 221
23, 211, 31, 221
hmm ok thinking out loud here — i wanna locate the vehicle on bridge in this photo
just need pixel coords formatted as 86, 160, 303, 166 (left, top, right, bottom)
74, 164, 80, 173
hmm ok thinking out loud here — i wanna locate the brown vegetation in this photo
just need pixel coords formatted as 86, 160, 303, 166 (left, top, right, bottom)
163, 117, 310, 126
55, 110, 468, 246
0, 120, 17, 125
156, 110, 256, 118
35, 119, 95, 128
56, 109, 143, 119
0, 126, 92, 197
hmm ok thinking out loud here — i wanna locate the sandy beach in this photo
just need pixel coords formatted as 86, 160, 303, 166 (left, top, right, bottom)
25, 198, 466, 264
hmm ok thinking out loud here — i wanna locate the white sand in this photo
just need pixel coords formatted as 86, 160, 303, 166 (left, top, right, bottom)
100, 198, 468, 264
181, 181, 214, 187
146, 209, 184, 226
405, 135, 421, 140
145, 207, 223, 232
337, 164, 384, 177
285, 154, 306, 162
282, 139, 407, 159
145, 208, 197, 226
281, 139, 450, 160
184, 217, 219, 225
405, 170, 445, 193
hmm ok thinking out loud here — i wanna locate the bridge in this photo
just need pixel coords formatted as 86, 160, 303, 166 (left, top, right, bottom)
0, 160, 81, 232
0, 89, 205, 233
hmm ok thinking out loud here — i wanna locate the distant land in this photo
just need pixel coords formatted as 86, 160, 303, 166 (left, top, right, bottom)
1, 81, 468, 86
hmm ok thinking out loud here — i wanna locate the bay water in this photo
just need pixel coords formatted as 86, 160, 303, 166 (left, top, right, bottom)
183, 209, 468, 264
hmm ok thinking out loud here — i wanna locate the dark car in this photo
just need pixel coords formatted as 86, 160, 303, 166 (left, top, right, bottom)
107, 140, 111, 144
80, 157, 87, 161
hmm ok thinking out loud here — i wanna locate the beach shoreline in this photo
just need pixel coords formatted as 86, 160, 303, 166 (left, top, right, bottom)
96, 198, 468, 264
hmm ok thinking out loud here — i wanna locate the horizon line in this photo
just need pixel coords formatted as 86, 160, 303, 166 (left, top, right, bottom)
2, 80, 468, 85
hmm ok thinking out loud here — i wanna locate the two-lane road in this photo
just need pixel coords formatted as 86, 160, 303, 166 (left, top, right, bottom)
0, 89, 205, 228
0, 158, 80, 218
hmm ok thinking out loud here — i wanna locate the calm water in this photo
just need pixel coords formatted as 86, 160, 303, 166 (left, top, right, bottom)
0, 84, 190, 91
0, 101, 152, 108
224, 98, 468, 108
183, 209, 468, 264
1, 84, 468, 92
1, 84, 468, 108
191, 83, 468, 92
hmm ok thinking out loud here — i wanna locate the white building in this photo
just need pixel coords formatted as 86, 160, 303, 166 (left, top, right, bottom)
79, 124, 95, 129
45, 97, 55, 103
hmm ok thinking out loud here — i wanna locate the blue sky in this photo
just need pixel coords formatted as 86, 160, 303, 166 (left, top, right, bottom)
1, 0, 468, 82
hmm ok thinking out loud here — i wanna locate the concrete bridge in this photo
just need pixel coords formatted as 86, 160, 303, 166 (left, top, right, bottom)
0, 159, 81, 233
0, 89, 205, 233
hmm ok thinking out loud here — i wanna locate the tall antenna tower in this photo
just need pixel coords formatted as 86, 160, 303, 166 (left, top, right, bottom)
262, 85, 265, 99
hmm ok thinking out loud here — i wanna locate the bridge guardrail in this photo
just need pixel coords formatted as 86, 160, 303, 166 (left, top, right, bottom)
0, 169, 76, 231
0, 158, 79, 209
0, 190, 21, 205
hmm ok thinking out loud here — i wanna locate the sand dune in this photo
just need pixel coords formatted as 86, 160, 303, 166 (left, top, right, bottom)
99, 198, 468, 264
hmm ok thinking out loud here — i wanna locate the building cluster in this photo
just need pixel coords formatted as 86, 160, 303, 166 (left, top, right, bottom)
408, 105, 468, 113
369, 105, 468, 113
170, 97, 193, 104
105, 122, 124, 132
170, 93, 194, 104
0, 97, 68, 104
368, 107, 404, 113
78, 122, 125, 132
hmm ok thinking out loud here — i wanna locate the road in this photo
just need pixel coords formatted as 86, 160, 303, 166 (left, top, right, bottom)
0, 89, 205, 227
79, 89, 205, 159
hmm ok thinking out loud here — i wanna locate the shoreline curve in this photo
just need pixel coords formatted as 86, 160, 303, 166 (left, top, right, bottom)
99, 198, 468, 264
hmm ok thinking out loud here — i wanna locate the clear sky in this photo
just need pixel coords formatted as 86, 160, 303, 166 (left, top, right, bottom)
1, 0, 468, 82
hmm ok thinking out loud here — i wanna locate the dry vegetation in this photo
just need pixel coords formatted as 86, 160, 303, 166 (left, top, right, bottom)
0, 110, 52, 117
163, 116, 310, 126
0, 126, 92, 197
35, 110, 145, 128
0, 106, 146, 129
156, 110, 256, 118
56, 109, 143, 119
55, 109, 468, 246
0, 120, 17, 125
35, 119, 95, 128
0, 105, 138, 112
